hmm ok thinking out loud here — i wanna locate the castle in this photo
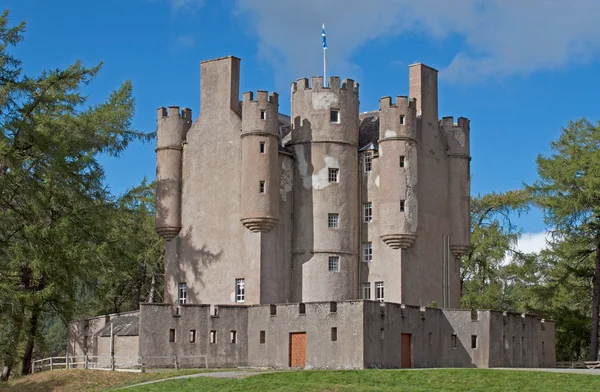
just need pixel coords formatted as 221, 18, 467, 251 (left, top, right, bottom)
67, 56, 555, 369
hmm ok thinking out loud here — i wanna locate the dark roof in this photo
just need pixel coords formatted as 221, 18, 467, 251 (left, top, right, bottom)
359, 111, 379, 150
97, 313, 139, 337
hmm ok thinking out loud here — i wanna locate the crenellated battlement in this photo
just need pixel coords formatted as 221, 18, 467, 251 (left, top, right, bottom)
157, 106, 192, 122
379, 96, 417, 110
440, 116, 470, 132
292, 76, 359, 95
242, 90, 278, 105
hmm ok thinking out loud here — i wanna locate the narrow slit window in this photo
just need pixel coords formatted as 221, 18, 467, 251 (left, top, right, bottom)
380, 328, 385, 341
230, 331, 237, 344
399, 155, 405, 167
299, 303, 306, 314
260, 331, 266, 344
189, 330, 196, 343
210, 330, 217, 344
328, 256, 340, 272
330, 109, 340, 123
328, 213, 339, 228
331, 327, 338, 342
328, 168, 339, 183
364, 152, 372, 172
260, 141, 265, 153
471, 335, 478, 349
400, 200, 405, 212
259, 181, 265, 194
400, 115, 405, 125
169, 329, 176, 343
429, 332, 433, 346
260, 110, 266, 120
451, 334, 457, 348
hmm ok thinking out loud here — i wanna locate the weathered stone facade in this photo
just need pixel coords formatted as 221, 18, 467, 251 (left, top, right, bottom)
67, 55, 556, 369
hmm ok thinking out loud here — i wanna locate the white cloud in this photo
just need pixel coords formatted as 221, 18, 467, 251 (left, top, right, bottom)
502, 231, 550, 265
170, 0, 205, 12
233, 0, 600, 85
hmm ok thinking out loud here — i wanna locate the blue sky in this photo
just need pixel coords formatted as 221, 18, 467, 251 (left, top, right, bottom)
6, 0, 600, 247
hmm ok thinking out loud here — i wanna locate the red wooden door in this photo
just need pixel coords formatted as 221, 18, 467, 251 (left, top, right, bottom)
401, 333, 412, 368
289, 333, 306, 368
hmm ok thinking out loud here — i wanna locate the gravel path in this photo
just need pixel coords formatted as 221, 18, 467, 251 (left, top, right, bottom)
111, 370, 276, 390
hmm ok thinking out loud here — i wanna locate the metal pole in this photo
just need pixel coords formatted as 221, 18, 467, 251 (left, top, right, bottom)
110, 323, 115, 371
323, 47, 327, 87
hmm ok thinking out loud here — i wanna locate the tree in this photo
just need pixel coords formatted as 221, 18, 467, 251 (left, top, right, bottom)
527, 118, 600, 361
0, 9, 149, 380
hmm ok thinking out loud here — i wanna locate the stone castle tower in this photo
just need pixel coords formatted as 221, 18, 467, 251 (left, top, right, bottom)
155, 55, 470, 309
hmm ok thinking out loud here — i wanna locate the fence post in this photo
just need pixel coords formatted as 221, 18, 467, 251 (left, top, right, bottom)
50, 357, 53, 371
85, 355, 89, 370
174, 355, 178, 370
66, 356, 70, 370
31, 361, 35, 374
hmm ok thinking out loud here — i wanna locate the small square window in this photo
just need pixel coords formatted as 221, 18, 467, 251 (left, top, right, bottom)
400, 115, 405, 125
299, 303, 306, 314
260, 110, 266, 120
400, 200, 405, 212
230, 330, 237, 344
330, 301, 337, 313
189, 330, 196, 343
471, 335, 478, 349
169, 329, 176, 343
331, 327, 337, 342
260, 141, 265, 153
364, 152, 372, 172
328, 256, 339, 272
270, 304, 277, 316
259, 181, 265, 194
330, 109, 340, 123
260, 331, 266, 344
210, 330, 217, 344
328, 213, 339, 228
363, 203, 372, 223
399, 155, 405, 167
362, 283, 371, 300
363, 242, 372, 262
328, 168, 339, 183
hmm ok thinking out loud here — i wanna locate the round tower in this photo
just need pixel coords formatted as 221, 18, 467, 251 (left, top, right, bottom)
240, 91, 280, 232
289, 76, 359, 302
378, 96, 419, 249
443, 116, 471, 258
155, 106, 191, 240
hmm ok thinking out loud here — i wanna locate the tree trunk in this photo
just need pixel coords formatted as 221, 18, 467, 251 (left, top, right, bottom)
1, 313, 24, 382
147, 272, 156, 303
590, 243, 600, 361
21, 306, 41, 376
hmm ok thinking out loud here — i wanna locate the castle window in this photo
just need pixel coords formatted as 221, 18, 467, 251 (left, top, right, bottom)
399, 155, 405, 167
471, 335, 478, 349
169, 329, 176, 343
178, 282, 187, 305
451, 334, 457, 348
328, 213, 339, 228
235, 278, 245, 302
363, 203, 372, 223
375, 281, 384, 302
400, 115, 405, 125
260, 331, 266, 344
362, 283, 371, 300
299, 303, 306, 314
210, 330, 217, 344
260, 141, 265, 153
331, 327, 338, 342
259, 181, 265, 194
260, 110, 266, 120
330, 109, 340, 123
328, 256, 340, 272
189, 330, 196, 343
364, 152, 372, 172
230, 331, 237, 344
363, 242, 372, 262
429, 333, 433, 346
328, 168, 339, 183
400, 200, 405, 212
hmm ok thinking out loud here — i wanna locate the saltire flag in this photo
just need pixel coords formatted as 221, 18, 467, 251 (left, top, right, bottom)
322, 24, 327, 49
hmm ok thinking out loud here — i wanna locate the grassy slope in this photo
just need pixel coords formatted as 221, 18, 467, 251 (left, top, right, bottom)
0, 369, 207, 392
127, 369, 600, 392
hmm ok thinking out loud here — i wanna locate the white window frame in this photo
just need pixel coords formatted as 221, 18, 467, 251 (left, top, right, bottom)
328, 168, 339, 183
375, 281, 384, 302
364, 152, 372, 172
235, 278, 245, 303
362, 282, 371, 300
178, 282, 187, 305
328, 256, 340, 272
363, 202, 372, 223
328, 213, 339, 228
363, 242, 372, 262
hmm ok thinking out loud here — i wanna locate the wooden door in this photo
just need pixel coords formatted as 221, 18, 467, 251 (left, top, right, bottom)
289, 332, 306, 368
401, 333, 412, 368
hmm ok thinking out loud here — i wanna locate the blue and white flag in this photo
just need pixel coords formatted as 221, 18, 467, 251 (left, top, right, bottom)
322, 24, 327, 49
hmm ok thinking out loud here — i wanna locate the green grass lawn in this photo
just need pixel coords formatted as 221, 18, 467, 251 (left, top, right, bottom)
126, 369, 600, 392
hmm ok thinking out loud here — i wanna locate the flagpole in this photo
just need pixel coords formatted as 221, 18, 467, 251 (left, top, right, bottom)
322, 23, 327, 87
